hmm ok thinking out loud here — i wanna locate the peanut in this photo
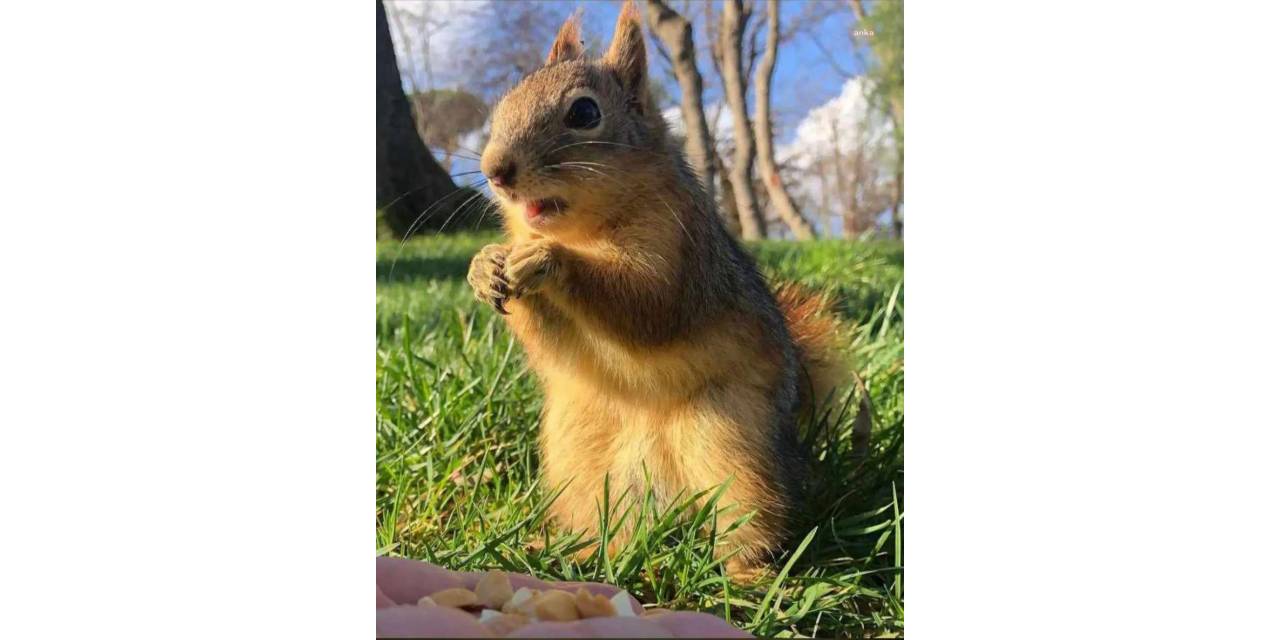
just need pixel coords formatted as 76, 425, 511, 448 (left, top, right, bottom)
482, 612, 530, 635
533, 589, 580, 622
573, 587, 616, 619
610, 590, 637, 617
428, 587, 478, 609
415, 595, 436, 607
475, 571, 514, 609
502, 587, 539, 616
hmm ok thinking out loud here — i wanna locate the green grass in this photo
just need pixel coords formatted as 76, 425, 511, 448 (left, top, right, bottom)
376, 233, 904, 638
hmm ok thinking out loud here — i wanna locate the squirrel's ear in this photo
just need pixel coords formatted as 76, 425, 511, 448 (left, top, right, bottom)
603, 0, 647, 107
545, 11, 585, 65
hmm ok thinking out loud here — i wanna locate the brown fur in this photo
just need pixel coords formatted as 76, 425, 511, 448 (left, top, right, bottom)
775, 283, 851, 419
467, 0, 851, 579
545, 10, 584, 66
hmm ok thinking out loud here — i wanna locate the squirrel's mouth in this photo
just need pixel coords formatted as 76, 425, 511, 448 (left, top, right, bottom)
523, 197, 568, 222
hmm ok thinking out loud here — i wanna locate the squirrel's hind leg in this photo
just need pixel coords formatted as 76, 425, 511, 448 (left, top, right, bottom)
677, 390, 800, 585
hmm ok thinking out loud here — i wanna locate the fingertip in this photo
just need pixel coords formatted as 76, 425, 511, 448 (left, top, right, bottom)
377, 585, 396, 609
376, 604, 491, 638
376, 557, 466, 605
506, 621, 588, 638
648, 611, 752, 638
573, 616, 674, 637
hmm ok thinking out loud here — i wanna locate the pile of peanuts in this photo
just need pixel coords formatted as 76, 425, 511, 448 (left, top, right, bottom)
418, 570, 660, 636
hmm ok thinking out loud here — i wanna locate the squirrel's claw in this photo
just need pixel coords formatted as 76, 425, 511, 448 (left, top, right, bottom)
504, 240, 557, 299
467, 243, 514, 316
490, 256, 510, 313
490, 274, 510, 314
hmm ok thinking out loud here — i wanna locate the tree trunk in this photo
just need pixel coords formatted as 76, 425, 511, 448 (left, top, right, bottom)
830, 117, 857, 238
711, 149, 742, 238
376, 0, 470, 238
718, 0, 766, 240
752, 0, 816, 240
852, 0, 903, 237
645, 1, 717, 204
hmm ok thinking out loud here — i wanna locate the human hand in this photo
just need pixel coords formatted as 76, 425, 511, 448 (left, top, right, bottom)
376, 557, 750, 638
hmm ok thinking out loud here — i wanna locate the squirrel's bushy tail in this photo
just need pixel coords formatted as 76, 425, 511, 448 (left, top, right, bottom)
775, 283, 849, 412
775, 283, 873, 452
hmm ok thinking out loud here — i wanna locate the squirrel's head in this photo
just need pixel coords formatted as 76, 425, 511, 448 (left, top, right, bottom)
481, 0, 668, 239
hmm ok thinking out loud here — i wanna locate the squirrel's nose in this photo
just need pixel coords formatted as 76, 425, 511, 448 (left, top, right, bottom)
485, 161, 517, 188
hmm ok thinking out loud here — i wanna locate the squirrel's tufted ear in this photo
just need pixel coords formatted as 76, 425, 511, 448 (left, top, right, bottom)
545, 11, 585, 65
603, 0, 647, 108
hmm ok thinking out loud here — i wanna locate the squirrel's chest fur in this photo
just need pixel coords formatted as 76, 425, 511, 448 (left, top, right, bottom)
502, 234, 803, 532
524, 306, 790, 521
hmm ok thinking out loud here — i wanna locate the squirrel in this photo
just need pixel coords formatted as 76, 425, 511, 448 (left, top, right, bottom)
466, 0, 850, 579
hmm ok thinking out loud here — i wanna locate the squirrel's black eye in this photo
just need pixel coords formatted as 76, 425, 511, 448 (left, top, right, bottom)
564, 97, 601, 130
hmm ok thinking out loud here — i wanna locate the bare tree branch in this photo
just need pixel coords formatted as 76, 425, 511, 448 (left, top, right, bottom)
644, 0, 721, 218
778, 0, 837, 43
704, 0, 724, 79
753, 0, 815, 239
717, 0, 766, 239
710, 147, 743, 237
850, 0, 868, 22
744, 2, 766, 81
805, 28, 859, 79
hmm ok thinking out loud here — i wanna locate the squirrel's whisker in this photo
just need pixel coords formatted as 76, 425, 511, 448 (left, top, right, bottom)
562, 165, 612, 183
379, 179, 468, 212
402, 177, 488, 239
385, 177, 488, 282
473, 200, 499, 231
450, 142, 487, 158
558, 162, 626, 186
380, 185, 427, 212
545, 140, 661, 157
655, 192, 695, 245
424, 145, 483, 161
438, 187, 493, 234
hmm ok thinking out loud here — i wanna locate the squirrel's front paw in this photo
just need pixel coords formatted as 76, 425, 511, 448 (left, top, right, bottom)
504, 239, 560, 299
467, 243, 511, 314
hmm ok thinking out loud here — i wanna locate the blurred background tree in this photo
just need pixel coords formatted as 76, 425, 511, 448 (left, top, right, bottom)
409, 89, 487, 172
376, 0, 479, 239
853, 0, 904, 237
